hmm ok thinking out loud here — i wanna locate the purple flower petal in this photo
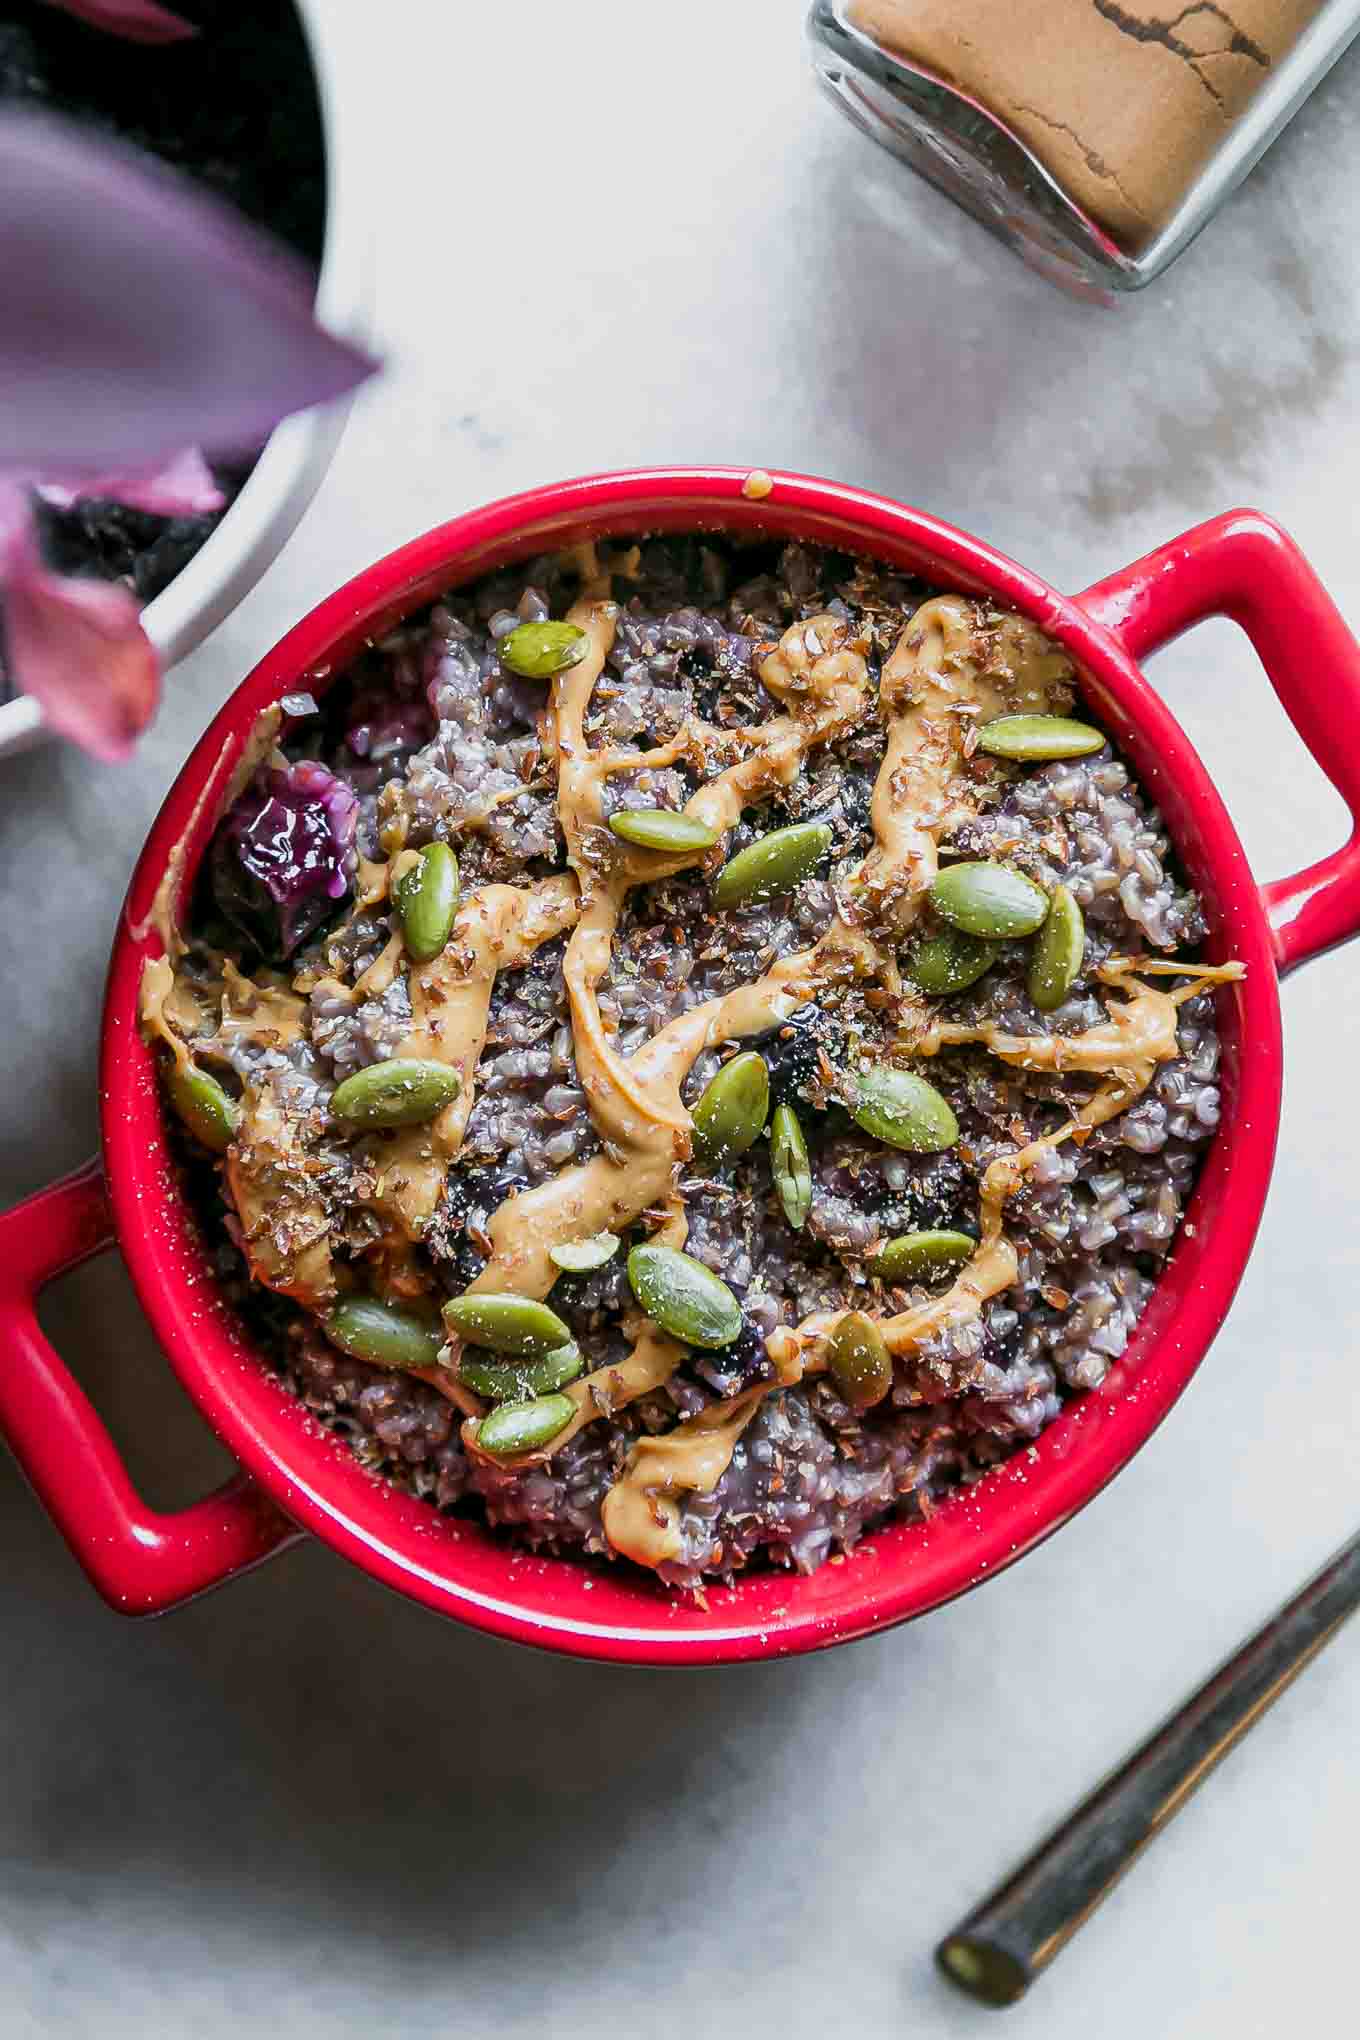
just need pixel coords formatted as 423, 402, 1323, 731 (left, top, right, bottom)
212, 761, 360, 957
0, 110, 377, 475
0, 514, 159, 758
0, 479, 26, 550
37, 446, 226, 517
42, 0, 196, 41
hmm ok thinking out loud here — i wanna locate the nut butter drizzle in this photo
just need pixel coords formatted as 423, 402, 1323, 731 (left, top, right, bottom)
364, 874, 580, 1239
462, 586, 876, 1312
145, 567, 1243, 1578
506, 588, 1234, 1570
143, 949, 335, 1306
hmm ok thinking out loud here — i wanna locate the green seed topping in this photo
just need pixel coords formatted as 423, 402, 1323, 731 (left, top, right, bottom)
691, 1052, 770, 1172
532, 1343, 587, 1393
476, 1394, 576, 1457
395, 841, 460, 963
826, 1312, 893, 1411
607, 808, 720, 853
712, 821, 833, 910
770, 1102, 812, 1231
930, 861, 1049, 939
165, 1060, 241, 1153
458, 1342, 584, 1401
976, 714, 1105, 762
548, 1233, 620, 1274
324, 1297, 446, 1373
627, 1243, 743, 1349
870, 1229, 976, 1283
770, 1101, 815, 1224
442, 1293, 574, 1359
330, 1058, 462, 1129
499, 619, 588, 680
456, 1352, 529, 1401
852, 1067, 960, 1153
1027, 883, 1086, 1013
908, 928, 999, 997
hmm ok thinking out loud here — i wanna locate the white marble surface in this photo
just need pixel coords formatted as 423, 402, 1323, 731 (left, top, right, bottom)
3, 2, 1359, 2033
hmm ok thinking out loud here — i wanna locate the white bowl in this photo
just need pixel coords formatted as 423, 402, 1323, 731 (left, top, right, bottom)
0, 0, 374, 761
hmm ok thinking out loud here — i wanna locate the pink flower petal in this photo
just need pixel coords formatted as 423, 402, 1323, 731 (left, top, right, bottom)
37, 446, 226, 517
0, 110, 377, 476
41, 0, 196, 44
1, 519, 160, 759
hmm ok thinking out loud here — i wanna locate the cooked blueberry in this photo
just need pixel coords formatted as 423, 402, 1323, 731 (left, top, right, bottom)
762, 1004, 836, 1108
210, 761, 358, 959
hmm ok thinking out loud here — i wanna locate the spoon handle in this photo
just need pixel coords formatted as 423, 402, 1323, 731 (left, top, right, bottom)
937, 1528, 1360, 2007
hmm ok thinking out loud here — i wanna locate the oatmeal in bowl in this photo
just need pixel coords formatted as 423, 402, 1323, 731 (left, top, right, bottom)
142, 529, 1239, 1592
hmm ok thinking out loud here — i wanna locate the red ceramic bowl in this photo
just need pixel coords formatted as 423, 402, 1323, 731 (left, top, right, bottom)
4, 468, 1360, 1665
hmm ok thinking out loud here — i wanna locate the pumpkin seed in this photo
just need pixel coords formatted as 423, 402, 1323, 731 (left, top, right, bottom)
458, 1342, 584, 1401
908, 928, 999, 997
165, 1060, 240, 1152
712, 821, 833, 910
627, 1243, 743, 1349
827, 1312, 893, 1410
691, 1052, 770, 1172
331, 1058, 462, 1128
531, 1343, 585, 1392
770, 1101, 812, 1231
395, 841, 460, 963
930, 861, 1049, 939
852, 1067, 959, 1152
457, 1352, 529, 1400
325, 1296, 445, 1373
477, 1394, 576, 1457
1027, 883, 1085, 1012
976, 714, 1104, 762
442, 1292, 573, 1358
549, 1233, 620, 1274
870, 1228, 976, 1283
607, 808, 720, 853
499, 619, 588, 679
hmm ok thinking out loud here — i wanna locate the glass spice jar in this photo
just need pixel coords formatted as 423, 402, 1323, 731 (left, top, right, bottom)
808, 0, 1360, 295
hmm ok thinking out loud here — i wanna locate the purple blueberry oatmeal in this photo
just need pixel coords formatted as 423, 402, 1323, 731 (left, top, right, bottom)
142, 535, 1240, 1590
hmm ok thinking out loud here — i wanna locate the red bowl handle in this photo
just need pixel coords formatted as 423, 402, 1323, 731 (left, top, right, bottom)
1076, 509, 1360, 974
0, 1159, 300, 1614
